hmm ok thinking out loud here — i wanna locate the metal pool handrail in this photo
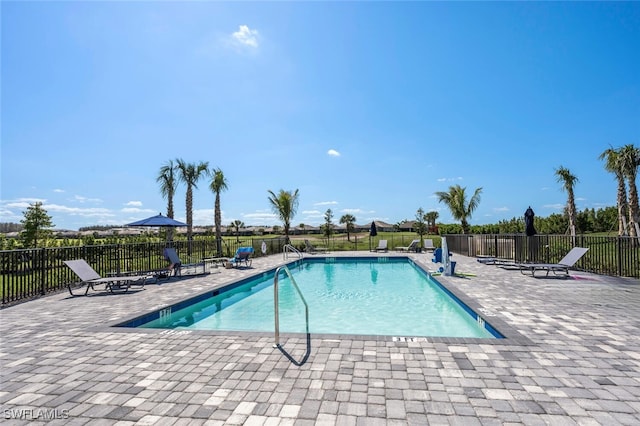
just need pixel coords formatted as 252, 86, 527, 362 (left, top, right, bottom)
273, 264, 309, 347
283, 244, 303, 260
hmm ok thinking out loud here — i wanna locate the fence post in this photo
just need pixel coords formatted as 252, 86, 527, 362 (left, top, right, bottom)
40, 248, 46, 295
617, 236, 623, 277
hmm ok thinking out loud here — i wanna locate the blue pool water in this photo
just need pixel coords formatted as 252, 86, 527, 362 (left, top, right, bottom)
125, 258, 500, 338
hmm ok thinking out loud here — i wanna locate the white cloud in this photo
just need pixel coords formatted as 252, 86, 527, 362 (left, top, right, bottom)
437, 177, 463, 182
53, 189, 65, 193
4, 198, 46, 208
121, 207, 155, 214
314, 201, 338, 206
341, 208, 363, 214
45, 204, 113, 217
242, 210, 278, 225
125, 201, 143, 207
73, 195, 103, 203
231, 25, 259, 48
327, 149, 340, 157
493, 207, 509, 212
543, 203, 565, 210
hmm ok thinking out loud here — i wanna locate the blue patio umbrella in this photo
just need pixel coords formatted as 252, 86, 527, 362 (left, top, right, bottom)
126, 213, 187, 227
126, 213, 187, 244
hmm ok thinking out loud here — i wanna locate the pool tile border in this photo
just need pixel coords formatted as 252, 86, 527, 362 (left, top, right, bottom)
108, 255, 533, 346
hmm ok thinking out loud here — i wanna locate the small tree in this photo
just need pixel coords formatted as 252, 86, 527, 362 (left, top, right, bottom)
339, 214, 357, 241
20, 202, 54, 248
322, 209, 334, 243
414, 208, 428, 250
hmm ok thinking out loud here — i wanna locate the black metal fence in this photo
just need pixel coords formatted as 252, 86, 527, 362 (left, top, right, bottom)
444, 234, 640, 278
1, 238, 287, 306
2, 234, 638, 306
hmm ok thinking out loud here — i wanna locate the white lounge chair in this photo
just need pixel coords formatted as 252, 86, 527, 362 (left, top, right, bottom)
516, 247, 590, 278
305, 239, 328, 254
373, 240, 388, 252
395, 239, 420, 252
64, 259, 149, 296
423, 239, 435, 252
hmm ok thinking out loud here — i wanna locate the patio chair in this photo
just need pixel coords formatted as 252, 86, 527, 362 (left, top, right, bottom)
373, 240, 388, 252
64, 259, 149, 296
163, 248, 206, 277
516, 247, 589, 278
395, 239, 420, 252
423, 239, 435, 252
229, 247, 254, 268
305, 239, 328, 254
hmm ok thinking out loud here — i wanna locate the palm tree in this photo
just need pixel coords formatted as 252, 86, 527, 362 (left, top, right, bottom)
425, 211, 439, 234
230, 220, 245, 242
176, 159, 209, 251
209, 168, 228, 255
267, 189, 300, 243
434, 185, 482, 234
156, 160, 178, 241
619, 144, 640, 238
555, 166, 579, 238
599, 147, 629, 236
339, 214, 357, 241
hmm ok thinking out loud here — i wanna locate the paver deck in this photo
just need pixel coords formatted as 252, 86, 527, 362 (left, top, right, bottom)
1, 251, 639, 425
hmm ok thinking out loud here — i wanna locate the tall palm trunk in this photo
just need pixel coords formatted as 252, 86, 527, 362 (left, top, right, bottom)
215, 194, 222, 254
209, 168, 228, 256
166, 194, 175, 242
616, 177, 629, 236
157, 160, 177, 243
567, 188, 577, 238
620, 144, 640, 239
186, 185, 193, 245
628, 179, 639, 238
555, 166, 579, 241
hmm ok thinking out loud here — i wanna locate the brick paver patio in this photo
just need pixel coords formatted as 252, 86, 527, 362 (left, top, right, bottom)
1, 252, 639, 425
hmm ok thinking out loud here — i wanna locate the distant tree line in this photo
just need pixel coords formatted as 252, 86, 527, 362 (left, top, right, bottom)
441, 206, 618, 235
0, 223, 22, 233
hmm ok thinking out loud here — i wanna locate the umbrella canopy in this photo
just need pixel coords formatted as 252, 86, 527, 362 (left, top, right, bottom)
369, 221, 378, 237
524, 206, 537, 236
126, 213, 187, 227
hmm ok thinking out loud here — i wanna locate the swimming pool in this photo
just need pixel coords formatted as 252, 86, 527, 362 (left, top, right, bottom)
119, 257, 502, 339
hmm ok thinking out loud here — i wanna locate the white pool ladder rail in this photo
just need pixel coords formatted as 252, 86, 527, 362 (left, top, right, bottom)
283, 244, 303, 260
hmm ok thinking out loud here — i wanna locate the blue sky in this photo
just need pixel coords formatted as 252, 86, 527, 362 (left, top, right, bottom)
2, 2, 639, 230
